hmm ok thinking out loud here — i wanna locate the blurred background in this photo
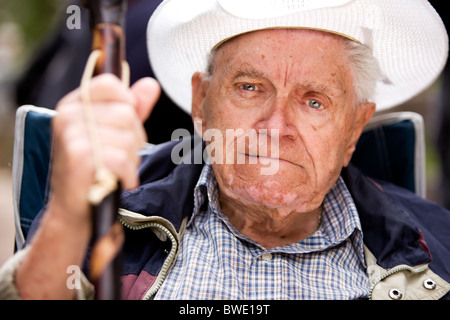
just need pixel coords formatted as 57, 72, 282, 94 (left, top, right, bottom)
0, 0, 448, 266
0, 0, 65, 265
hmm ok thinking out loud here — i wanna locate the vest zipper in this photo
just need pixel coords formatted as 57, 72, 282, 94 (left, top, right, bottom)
118, 214, 179, 300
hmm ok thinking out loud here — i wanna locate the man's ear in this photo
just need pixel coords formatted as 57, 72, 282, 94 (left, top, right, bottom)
191, 72, 210, 137
343, 102, 376, 167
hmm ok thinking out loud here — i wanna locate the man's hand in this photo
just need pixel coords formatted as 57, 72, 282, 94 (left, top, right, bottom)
51, 74, 159, 227
15, 75, 160, 299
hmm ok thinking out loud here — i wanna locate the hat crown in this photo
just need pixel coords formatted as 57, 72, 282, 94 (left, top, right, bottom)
218, 0, 352, 19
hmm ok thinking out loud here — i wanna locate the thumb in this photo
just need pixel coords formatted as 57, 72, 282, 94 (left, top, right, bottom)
130, 77, 161, 122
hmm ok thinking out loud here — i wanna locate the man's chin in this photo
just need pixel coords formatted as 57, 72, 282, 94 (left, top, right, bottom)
232, 162, 307, 187
224, 172, 310, 206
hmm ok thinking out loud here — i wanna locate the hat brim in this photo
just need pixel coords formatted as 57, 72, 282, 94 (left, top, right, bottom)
147, 0, 448, 114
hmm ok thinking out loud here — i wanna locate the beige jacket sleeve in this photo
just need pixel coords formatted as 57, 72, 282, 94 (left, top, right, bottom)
0, 247, 95, 300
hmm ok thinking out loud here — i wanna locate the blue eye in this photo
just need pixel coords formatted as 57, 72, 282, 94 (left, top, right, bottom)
306, 99, 324, 110
240, 84, 258, 91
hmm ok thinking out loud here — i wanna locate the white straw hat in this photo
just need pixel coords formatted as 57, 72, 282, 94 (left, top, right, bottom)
147, 0, 448, 113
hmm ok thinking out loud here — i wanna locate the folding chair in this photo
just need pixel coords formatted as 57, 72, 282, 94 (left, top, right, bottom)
12, 105, 55, 250
11, 105, 427, 250
351, 111, 426, 198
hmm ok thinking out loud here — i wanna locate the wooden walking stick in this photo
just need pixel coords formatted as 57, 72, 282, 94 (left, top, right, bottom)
81, 0, 128, 300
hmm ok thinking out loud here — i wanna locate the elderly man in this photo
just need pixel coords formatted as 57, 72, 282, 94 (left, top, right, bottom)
1, 0, 450, 300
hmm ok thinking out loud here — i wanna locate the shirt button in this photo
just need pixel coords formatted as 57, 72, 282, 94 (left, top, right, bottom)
261, 253, 272, 261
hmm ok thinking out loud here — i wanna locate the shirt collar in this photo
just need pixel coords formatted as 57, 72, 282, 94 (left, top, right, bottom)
319, 175, 366, 266
190, 163, 219, 225
320, 175, 364, 244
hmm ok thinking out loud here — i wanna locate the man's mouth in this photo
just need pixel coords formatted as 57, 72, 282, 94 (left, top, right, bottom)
242, 153, 300, 167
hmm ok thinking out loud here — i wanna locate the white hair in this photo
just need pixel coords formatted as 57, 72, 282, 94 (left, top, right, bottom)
343, 39, 381, 105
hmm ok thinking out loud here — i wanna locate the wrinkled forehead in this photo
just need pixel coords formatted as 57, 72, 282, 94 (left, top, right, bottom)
209, 28, 352, 71
209, 28, 353, 82
208, 28, 357, 105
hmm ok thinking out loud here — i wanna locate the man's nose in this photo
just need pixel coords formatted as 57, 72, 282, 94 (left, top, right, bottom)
255, 96, 298, 140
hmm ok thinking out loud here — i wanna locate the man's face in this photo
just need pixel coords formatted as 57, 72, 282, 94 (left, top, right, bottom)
192, 29, 374, 214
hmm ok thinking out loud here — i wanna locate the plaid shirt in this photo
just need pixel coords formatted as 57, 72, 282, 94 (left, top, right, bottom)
155, 164, 370, 299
